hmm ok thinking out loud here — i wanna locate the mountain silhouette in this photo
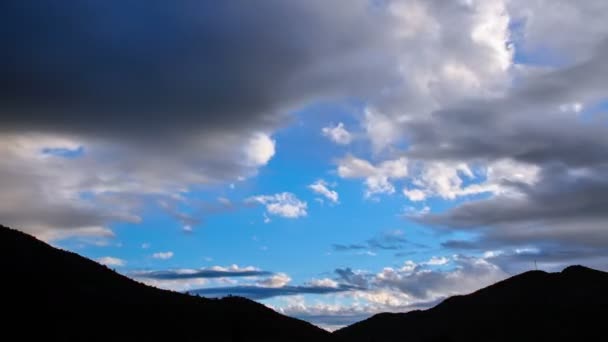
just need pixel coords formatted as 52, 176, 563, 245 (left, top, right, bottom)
0, 224, 331, 341
4, 223, 607, 341
334, 264, 608, 341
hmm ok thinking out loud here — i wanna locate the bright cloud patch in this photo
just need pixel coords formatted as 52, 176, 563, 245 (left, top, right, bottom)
244, 133, 276, 166
258, 273, 292, 288
322, 122, 353, 145
337, 156, 408, 197
309, 180, 339, 204
96, 256, 126, 267
247, 193, 308, 218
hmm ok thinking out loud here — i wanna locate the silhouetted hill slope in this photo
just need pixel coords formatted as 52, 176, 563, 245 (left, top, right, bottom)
334, 265, 608, 342
0, 224, 331, 342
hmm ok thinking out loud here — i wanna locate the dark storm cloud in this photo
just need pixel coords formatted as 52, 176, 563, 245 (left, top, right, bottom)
420, 163, 608, 250
134, 268, 272, 280
192, 283, 356, 300
0, 0, 401, 238
0, 0, 393, 141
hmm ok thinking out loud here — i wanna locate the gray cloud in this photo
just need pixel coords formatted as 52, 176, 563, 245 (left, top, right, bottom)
192, 284, 357, 300
381, 5, 608, 264
0, 1, 394, 141
335, 268, 370, 289
420, 163, 608, 257
405, 44, 608, 167
0, 0, 401, 238
333, 230, 427, 253
274, 256, 510, 328
133, 269, 272, 280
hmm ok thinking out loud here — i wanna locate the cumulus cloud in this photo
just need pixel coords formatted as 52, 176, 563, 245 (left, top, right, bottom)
247, 192, 308, 218
152, 251, 174, 260
322, 123, 353, 145
314, 0, 608, 269
271, 255, 509, 329
244, 133, 276, 166
309, 180, 339, 204
96, 256, 126, 267
335, 256, 507, 306
337, 156, 408, 197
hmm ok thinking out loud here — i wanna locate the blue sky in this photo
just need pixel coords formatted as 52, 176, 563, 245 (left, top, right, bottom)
2, 0, 608, 330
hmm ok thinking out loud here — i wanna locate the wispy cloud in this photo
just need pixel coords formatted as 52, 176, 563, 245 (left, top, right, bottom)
152, 251, 174, 260
192, 283, 357, 300
309, 180, 339, 204
133, 266, 271, 280
333, 230, 427, 253
246, 192, 307, 219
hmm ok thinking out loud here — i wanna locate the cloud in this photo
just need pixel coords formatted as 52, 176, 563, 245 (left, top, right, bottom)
257, 273, 292, 288
333, 230, 425, 254
309, 180, 339, 204
247, 192, 307, 219
322, 123, 353, 145
192, 283, 356, 300
0, 0, 402, 238
335, 268, 370, 289
152, 251, 174, 260
338, 255, 508, 304
418, 169, 608, 266
133, 265, 271, 280
337, 156, 408, 197
244, 133, 276, 166
156, 196, 237, 232
96, 256, 126, 267
271, 255, 509, 329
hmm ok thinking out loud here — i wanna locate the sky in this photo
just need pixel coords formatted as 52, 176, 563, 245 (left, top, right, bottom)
2, 0, 608, 330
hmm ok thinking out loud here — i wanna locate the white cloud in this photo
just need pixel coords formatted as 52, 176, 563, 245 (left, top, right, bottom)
138, 275, 207, 292
141, 242, 150, 249
209, 264, 259, 272
152, 251, 174, 260
559, 102, 583, 114
308, 278, 339, 288
322, 122, 353, 145
309, 180, 339, 204
337, 156, 408, 197
425, 256, 449, 266
403, 188, 426, 202
247, 192, 307, 218
96, 256, 126, 267
410, 162, 478, 200
372, 256, 508, 301
402, 205, 430, 217
244, 133, 276, 166
363, 108, 402, 153
258, 273, 292, 288
400, 159, 539, 205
